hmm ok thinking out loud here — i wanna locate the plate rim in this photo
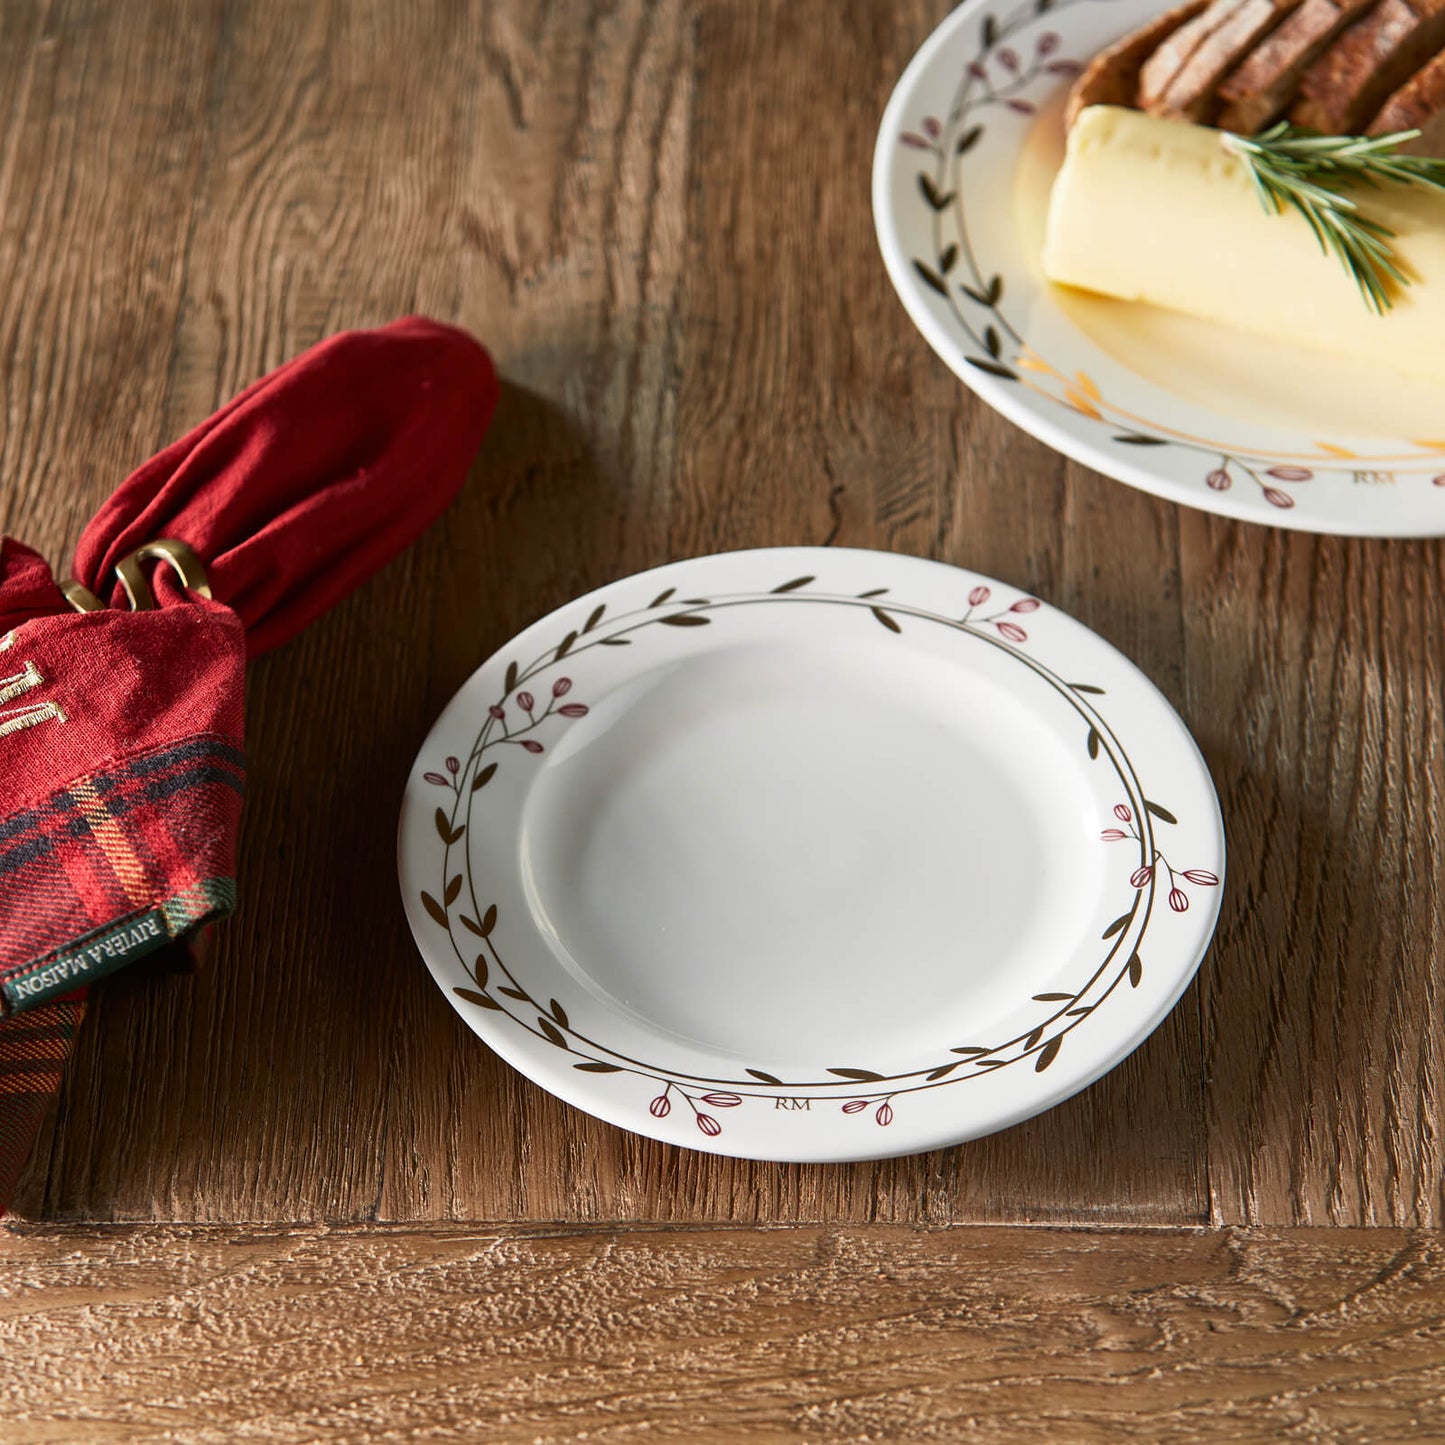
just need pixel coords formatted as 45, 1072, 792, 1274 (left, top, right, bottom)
398, 546, 1226, 1163
871, 0, 1445, 539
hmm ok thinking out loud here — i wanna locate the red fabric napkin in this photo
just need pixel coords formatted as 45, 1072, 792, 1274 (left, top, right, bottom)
0, 317, 498, 1210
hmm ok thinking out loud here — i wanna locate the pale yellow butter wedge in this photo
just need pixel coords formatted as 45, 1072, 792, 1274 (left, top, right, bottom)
1042, 105, 1445, 383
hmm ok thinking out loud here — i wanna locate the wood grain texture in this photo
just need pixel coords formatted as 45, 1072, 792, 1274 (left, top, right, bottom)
0, 0, 1437, 1240
1184, 522, 1445, 1227
5, 1222, 1445, 1443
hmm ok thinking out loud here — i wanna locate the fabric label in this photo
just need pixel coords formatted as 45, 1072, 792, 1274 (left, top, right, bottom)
2, 910, 169, 1011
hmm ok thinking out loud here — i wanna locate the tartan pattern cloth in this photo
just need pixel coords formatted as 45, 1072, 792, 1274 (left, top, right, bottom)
0, 579, 247, 1210
0, 738, 241, 1207
0, 995, 85, 1198
0, 736, 244, 1013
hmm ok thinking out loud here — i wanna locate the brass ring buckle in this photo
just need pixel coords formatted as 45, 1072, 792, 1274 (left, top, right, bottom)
62, 538, 213, 614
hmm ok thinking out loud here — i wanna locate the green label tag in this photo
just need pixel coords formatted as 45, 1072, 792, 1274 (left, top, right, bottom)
3, 910, 170, 1011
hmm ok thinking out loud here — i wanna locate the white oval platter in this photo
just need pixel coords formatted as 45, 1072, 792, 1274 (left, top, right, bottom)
873, 0, 1445, 536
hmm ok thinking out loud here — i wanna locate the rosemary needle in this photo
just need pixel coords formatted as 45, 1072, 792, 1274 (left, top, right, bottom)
1222, 123, 1445, 314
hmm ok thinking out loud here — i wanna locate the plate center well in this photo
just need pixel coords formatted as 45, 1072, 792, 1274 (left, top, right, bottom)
519, 639, 1106, 1066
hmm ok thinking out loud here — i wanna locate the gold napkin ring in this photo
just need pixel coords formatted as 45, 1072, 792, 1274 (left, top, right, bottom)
60, 581, 103, 613
62, 538, 212, 614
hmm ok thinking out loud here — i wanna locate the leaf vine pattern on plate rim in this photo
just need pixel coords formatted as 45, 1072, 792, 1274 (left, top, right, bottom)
419, 574, 1214, 1138
898, 0, 1445, 504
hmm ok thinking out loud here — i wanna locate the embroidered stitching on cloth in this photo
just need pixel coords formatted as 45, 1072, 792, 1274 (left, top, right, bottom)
0, 642, 66, 739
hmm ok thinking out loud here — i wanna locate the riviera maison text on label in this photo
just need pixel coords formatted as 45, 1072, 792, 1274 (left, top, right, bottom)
7, 912, 167, 1005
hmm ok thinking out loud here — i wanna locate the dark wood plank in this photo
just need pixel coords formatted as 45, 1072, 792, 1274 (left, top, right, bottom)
1184, 520, 1445, 1226
0, 0, 1436, 1238
4, 1222, 1445, 1442
9, 0, 1197, 1226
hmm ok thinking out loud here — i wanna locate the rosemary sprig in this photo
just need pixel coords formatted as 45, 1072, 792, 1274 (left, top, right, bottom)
1222, 123, 1445, 314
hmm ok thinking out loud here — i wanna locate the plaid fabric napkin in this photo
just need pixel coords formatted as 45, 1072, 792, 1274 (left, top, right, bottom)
0, 318, 497, 1210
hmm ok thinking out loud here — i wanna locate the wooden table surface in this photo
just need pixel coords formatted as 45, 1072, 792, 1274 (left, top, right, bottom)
3, 0, 1444, 1439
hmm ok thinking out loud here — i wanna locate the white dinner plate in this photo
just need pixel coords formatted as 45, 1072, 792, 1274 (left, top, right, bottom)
873, 0, 1445, 536
399, 549, 1225, 1162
